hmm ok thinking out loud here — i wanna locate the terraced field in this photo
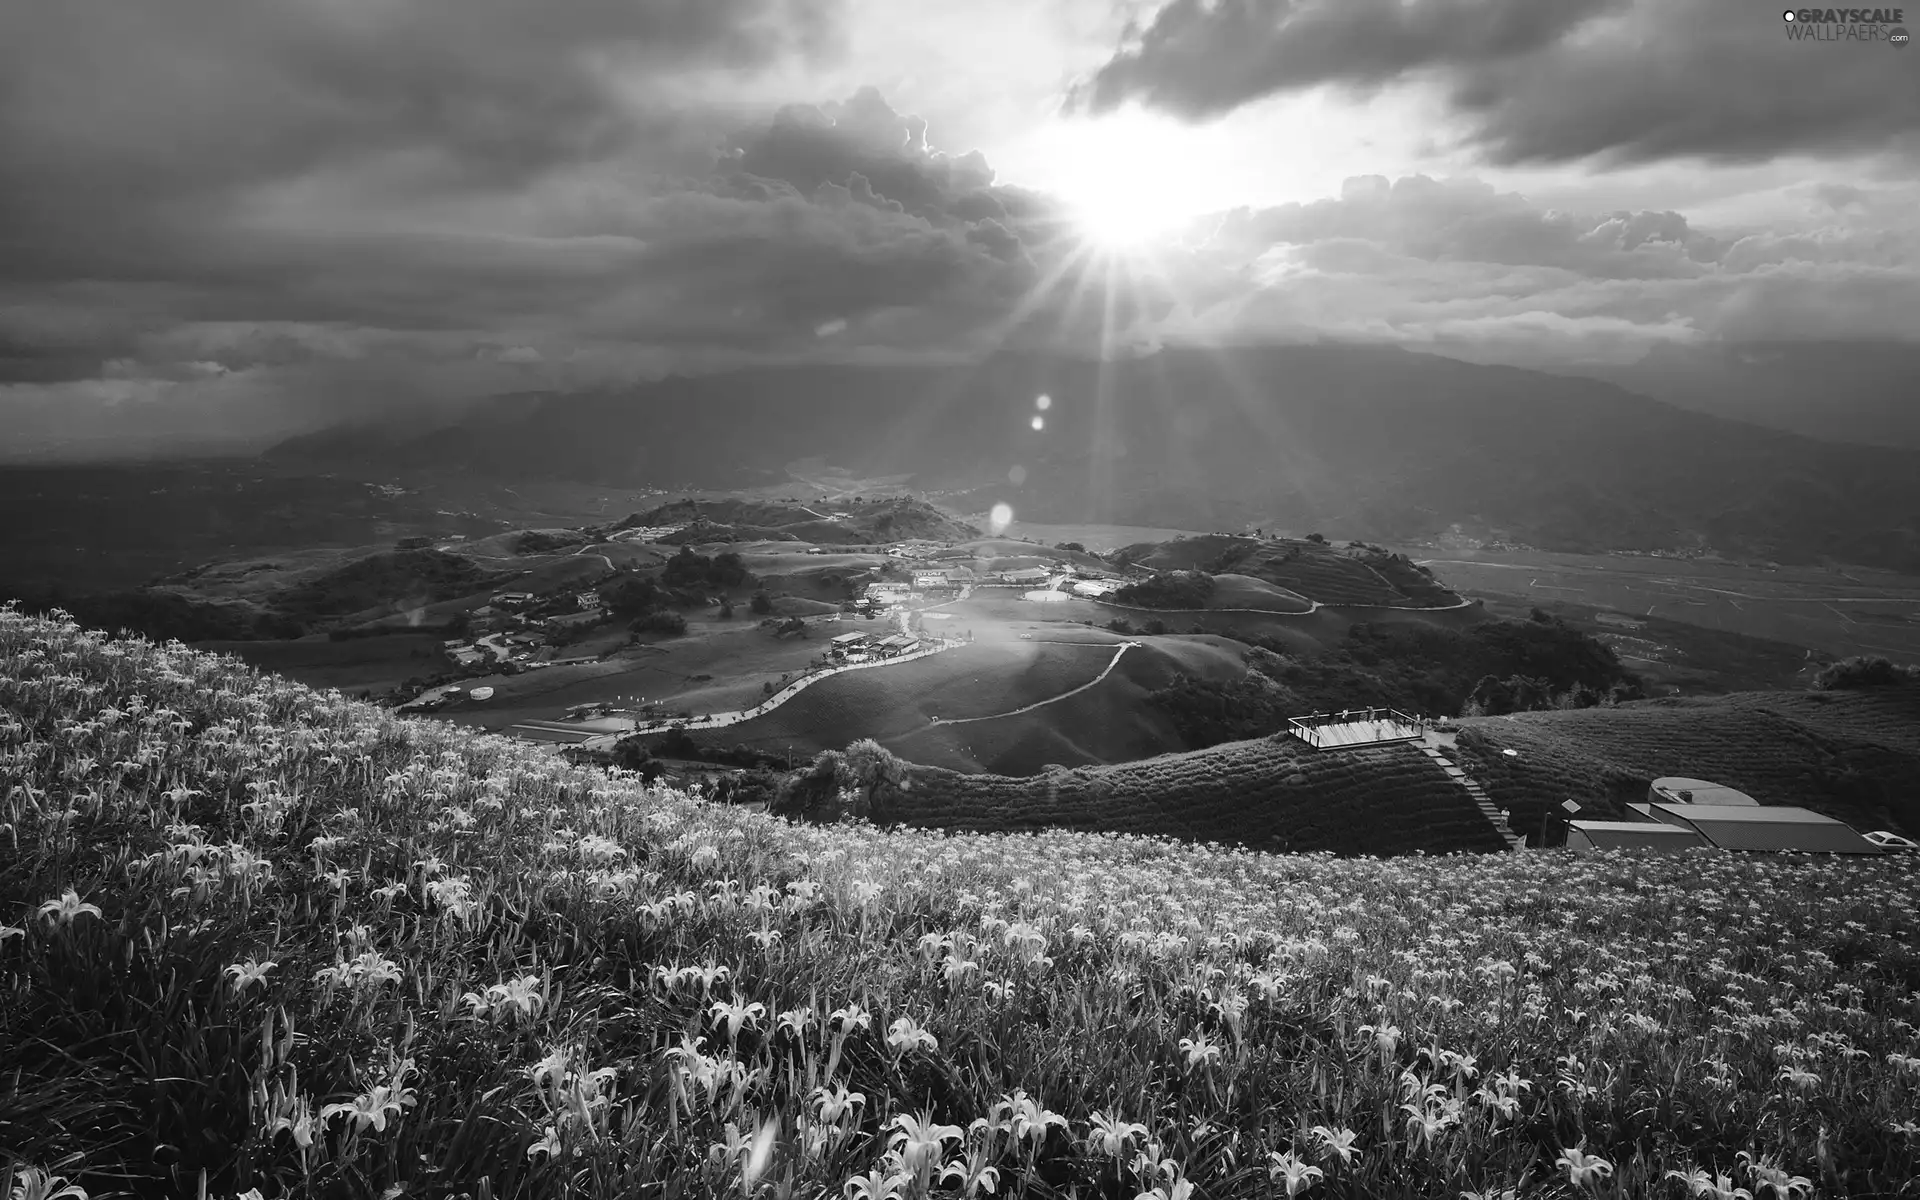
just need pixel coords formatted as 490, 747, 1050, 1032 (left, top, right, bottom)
1450, 685, 1920, 840
890, 736, 1507, 856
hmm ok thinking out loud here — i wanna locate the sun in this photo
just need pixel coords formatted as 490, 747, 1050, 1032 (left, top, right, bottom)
1069, 188, 1186, 251
1032, 109, 1230, 253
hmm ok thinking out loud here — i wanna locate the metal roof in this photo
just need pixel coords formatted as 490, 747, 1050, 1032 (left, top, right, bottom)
1650, 777, 1759, 806
1646, 803, 1883, 854
1568, 821, 1709, 851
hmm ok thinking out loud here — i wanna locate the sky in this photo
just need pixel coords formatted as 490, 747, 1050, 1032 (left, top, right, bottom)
2, 0, 1917, 455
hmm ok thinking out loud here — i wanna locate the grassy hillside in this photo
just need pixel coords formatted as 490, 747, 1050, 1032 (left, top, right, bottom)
1199, 573, 1315, 612
1117, 536, 1460, 608
880, 637, 1252, 774
624, 497, 979, 546
270, 549, 511, 620
890, 738, 1508, 856
1137, 613, 1647, 751
1450, 685, 1920, 840
684, 635, 1256, 775
3, 605, 1918, 1198
685, 639, 1132, 760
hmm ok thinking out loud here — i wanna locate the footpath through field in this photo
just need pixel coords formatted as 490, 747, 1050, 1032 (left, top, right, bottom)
927, 641, 1141, 727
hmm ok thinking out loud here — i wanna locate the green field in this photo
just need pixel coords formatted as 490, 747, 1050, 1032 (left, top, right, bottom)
1474, 592, 1835, 695
6, 607, 1920, 1198
1419, 549, 1920, 661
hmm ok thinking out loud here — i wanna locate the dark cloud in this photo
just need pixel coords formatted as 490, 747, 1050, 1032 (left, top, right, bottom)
1075, 0, 1623, 118
0, 0, 839, 279
1076, 0, 1920, 166
0, 0, 1074, 455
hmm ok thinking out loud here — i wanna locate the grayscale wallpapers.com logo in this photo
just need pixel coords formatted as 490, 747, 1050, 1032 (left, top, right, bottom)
1783, 7, 1910, 43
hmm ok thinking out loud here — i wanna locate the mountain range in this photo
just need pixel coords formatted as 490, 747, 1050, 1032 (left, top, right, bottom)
267, 342, 1920, 572
1567, 340, 1920, 451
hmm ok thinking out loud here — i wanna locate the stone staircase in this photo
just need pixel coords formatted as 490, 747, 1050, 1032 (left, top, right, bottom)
1417, 740, 1526, 852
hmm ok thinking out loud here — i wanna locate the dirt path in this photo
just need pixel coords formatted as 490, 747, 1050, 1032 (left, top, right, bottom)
927, 641, 1140, 727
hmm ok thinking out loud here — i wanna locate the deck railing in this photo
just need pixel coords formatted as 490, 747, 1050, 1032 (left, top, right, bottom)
1286, 708, 1427, 749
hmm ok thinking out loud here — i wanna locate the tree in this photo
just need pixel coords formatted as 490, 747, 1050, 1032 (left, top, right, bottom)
712, 551, 750, 587
1814, 655, 1918, 690
1306, 532, 1327, 544
750, 590, 773, 615
611, 736, 666, 785
631, 610, 687, 636
603, 574, 662, 618
718, 599, 734, 619
834, 738, 911, 820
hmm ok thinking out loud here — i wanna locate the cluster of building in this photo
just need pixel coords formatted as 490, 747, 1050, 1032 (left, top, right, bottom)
827, 630, 932, 662
443, 589, 606, 670
613, 524, 686, 542
860, 566, 973, 609
1564, 777, 1891, 854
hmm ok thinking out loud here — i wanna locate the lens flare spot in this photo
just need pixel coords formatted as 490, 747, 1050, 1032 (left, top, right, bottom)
989, 503, 1014, 533
1008, 464, 1028, 485
1031, 416, 1045, 431
1036, 394, 1052, 410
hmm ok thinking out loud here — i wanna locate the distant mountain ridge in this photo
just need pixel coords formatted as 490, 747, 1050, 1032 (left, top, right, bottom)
1565, 340, 1920, 451
266, 343, 1920, 572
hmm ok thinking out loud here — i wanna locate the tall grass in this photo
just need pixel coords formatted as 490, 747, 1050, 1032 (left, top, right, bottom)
3, 602, 1917, 1199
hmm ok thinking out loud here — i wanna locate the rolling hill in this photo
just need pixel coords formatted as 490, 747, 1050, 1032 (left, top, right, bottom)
266, 342, 1920, 572
687, 633, 1251, 773
1116, 534, 1459, 608
886, 736, 1508, 856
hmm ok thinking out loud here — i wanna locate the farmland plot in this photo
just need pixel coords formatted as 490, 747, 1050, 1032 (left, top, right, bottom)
1421, 549, 1920, 660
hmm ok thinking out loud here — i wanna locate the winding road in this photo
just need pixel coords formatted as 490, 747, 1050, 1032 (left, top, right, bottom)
603, 636, 968, 738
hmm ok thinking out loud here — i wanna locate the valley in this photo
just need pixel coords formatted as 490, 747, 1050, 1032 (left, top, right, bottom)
1417, 549, 1920, 661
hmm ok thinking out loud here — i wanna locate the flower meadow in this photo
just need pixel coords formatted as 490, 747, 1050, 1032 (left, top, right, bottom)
3, 603, 1919, 1200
